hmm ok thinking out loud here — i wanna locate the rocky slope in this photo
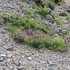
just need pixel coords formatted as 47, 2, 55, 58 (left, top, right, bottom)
0, 0, 70, 70
0, 27, 70, 70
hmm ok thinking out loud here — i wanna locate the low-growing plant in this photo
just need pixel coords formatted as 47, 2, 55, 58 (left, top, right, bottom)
59, 11, 67, 16
14, 34, 67, 51
54, 17, 63, 25
3, 13, 50, 33
32, 2, 37, 9
31, 36, 48, 48
52, 37, 67, 51
20, 3, 24, 9
38, 6, 47, 16
65, 16, 70, 22
3, 13, 68, 51
52, 13, 63, 25
3, 13, 17, 23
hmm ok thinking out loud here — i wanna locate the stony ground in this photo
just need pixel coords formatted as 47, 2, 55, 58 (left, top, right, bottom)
0, 0, 70, 70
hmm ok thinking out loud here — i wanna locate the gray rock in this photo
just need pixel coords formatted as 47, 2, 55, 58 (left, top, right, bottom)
0, 18, 4, 25
3, 27, 8, 30
1, 30, 6, 34
14, 61, 20, 66
6, 47, 15, 51
47, 60, 54, 66
54, 33, 59, 37
27, 57, 32, 61
17, 66, 24, 70
22, 9, 28, 14
47, 8, 52, 14
0, 56, 5, 62
46, 15, 54, 22
0, 62, 5, 66
2, 66, 7, 70
0, 54, 6, 57
47, 67, 54, 70
67, 9, 70, 13
38, 50, 43, 53
67, 6, 70, 13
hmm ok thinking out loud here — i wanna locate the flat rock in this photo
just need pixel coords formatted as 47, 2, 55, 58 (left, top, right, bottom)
0, 56, 5, 62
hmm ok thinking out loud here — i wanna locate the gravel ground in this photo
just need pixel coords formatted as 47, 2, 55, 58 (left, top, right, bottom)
0, 0, 70, 70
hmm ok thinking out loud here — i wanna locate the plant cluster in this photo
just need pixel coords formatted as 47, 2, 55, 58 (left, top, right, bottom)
37, 6, 47, 17
52, 13, 63, 25
15, 34, 67, 51
65, 16, 70, 22
2, 13, 68, 51
59, 11, 68, 16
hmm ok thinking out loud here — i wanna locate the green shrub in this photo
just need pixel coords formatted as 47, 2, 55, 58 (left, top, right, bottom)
51, 37, 67, 51
38, 6, 47, 16
15, 35, 25, 43
47, 0, 63, 10
32, 2, 37, 9
19, 3, 24, 9
31, 36, 48, 48
52, 13, 63, 25
18, 16, 48, 31
65, 16, 70, 22
59, 12, 67, 16
3, 13, 17, 23
3, 13, 49, 33
15, 34, 67, 51
54, 17, 63, 25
